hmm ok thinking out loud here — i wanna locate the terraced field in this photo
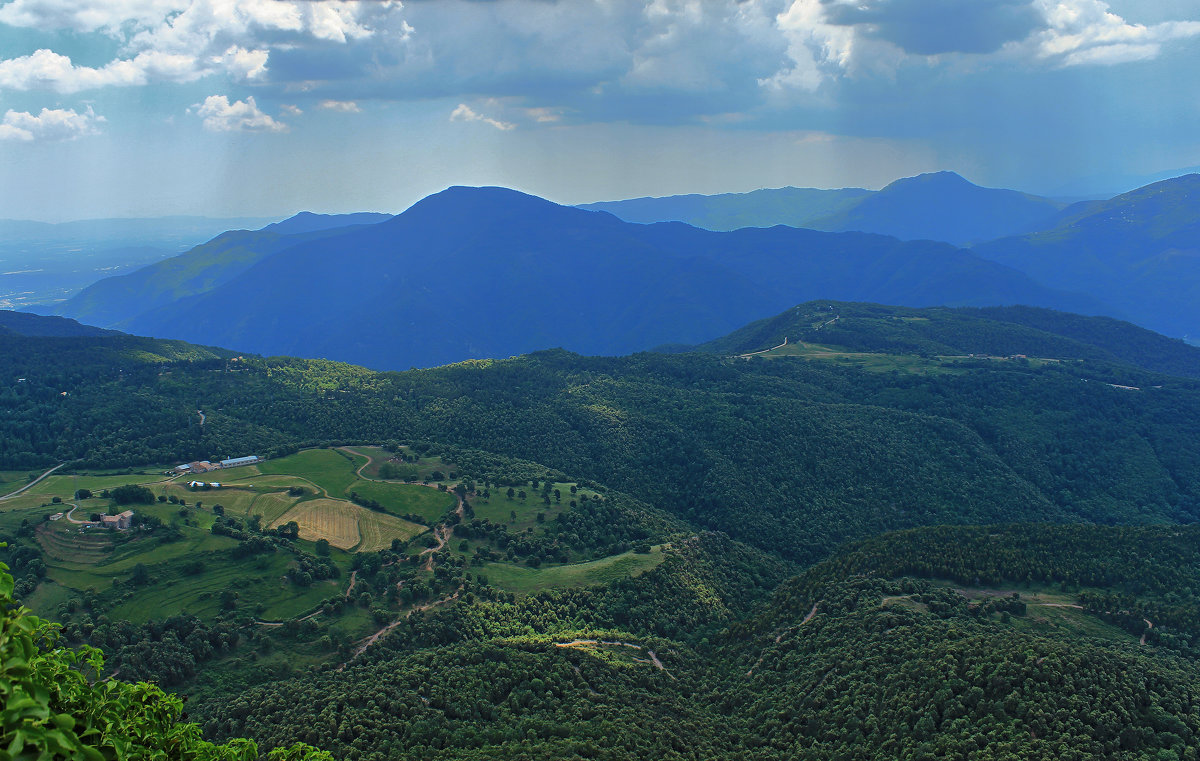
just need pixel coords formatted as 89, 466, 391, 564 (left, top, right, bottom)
36, 523, 113, 564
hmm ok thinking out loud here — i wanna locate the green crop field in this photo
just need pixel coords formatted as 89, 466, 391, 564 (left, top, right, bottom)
346, 481, 454, 522
477, 546, 667, 594
259, 449, 361, 496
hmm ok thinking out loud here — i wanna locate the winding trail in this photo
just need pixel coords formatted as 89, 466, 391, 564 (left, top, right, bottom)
0, 463, 65, 501
344, 570, 358, 599
419, 490, 465, 572
747, 603, 819, 677
196, 410, 206, 427
339, 588, 463, 670
338, 446, 464, 571
738, 337, 788, 359
256, 609, 323, 627
1141, 618, 1154, 646
554, 639, 674, 679
63, 504, 93, 524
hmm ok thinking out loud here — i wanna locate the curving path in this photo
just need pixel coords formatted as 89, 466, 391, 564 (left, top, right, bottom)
0, 463, 65, 502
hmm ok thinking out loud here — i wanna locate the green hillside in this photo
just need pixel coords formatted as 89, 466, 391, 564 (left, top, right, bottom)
6, 309, 1200, 759
693, 300, 1200, 378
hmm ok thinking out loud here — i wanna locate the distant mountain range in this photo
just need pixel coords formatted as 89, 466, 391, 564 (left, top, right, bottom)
581, 171, 1066, 246
43, 187, 1102, 371
973, 175, 1200, 340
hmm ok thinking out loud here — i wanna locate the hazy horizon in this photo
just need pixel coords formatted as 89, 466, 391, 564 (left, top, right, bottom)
1, 0, 1198, 221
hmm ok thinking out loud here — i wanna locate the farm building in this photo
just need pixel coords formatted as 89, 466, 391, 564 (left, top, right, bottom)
49, 512, 64, 521
100, 510, 134, 530
219, 455, 261, 468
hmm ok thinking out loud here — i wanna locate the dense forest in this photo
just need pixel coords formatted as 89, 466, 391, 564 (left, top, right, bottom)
5, 306, 1200, 759
3, 305, 1200, 564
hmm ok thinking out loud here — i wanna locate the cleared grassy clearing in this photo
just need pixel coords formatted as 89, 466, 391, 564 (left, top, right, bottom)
479, 546, 666, 594
22, 473, 174, 500
272, 499, 361, 550
107, 553, 339, 623
247, 491, 303, 525
0, 470, 37, 496
348, 481, 453, 523
473, 482, 593, 533
259, 449, 359, 495
344, 446, 393, 479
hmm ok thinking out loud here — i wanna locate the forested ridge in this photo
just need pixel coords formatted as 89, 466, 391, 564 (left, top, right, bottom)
5, 307, 1200, 759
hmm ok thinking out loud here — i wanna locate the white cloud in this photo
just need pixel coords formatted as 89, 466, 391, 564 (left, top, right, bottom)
0, 0, 400, 93
0, 105, 105, 141
280, 103, 303, 116
450, 103, 515, 131
318, 99, 361, 113
192, 94, 287, 132
0, 0, 188, 36
1033, 0, 1200, 66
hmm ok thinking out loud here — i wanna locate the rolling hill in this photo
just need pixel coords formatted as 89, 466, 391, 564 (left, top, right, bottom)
580, 171, 1064, 245
973, 174, 1200, 341
7, 308, 1200, 759
49, 212, 394, 328
49, 186, 1105, 371
693, 301, 1200, 379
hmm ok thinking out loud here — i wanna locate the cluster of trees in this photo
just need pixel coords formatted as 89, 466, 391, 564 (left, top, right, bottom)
5, 317, 1200, 569
0, 559, 332, 759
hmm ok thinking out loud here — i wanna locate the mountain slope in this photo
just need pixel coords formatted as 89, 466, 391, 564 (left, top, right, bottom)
53, 215, 390, 328
0, 310, 117, 337
694, 301, 1200, 379
973, 174, 1200, 340
808, 171, 1065, 244
577, 186, 872, 231
71, 186, 1104, 371
578, 172, 1064, 245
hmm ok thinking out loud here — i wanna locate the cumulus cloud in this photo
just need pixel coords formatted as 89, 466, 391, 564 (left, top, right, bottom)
280, 103, 303, 116
763, 0, 1200, 94
0, 0, 400, 93
0, 105, 105, 141
450, 103, 515, 131
1032, 0, 1200, 66
318, 99, 361, 112
1, 0, 1197, 124
192, 94, 287, 132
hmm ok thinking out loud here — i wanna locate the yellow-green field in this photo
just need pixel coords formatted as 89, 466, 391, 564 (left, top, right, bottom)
478, 546, 668, 594
271, 498, 424, 551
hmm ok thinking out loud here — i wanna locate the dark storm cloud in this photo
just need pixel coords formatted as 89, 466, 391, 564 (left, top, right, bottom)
821, 0, 1047, 55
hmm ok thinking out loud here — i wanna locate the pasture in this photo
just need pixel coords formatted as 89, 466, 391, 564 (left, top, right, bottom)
477, 545, 667, 594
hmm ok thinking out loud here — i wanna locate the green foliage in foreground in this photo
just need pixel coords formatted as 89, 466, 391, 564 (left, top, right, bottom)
0, 554, 331, 761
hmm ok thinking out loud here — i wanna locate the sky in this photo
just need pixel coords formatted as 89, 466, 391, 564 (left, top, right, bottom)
0, 0, 1198, 221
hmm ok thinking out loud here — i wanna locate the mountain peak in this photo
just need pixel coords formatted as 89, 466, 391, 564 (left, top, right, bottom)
260, 210, 393, 235
398, 185, 600, 227
883, 171, 976, 192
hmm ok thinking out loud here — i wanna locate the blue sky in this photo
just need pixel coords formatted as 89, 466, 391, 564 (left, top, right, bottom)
0, 0, 1198, 221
